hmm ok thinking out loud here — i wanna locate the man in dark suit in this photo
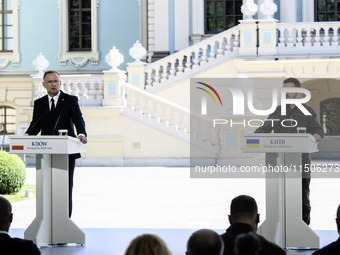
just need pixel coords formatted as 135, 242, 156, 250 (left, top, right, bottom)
26, 70, 87, 217
255, 78, 324, 225
313, 204, 340, 255
220, 195, 286, 255
186, 229, 224, 255
0, 196, 40, 254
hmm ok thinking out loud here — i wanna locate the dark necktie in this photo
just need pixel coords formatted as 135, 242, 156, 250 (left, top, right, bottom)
51, 98, 56, 113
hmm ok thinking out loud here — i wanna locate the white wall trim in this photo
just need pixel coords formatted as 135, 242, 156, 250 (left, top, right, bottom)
0, 0, 20, 69
175, 0, 189, 50
192, 0, 204, 35
154, 0, 169, 51
139, 0, 148, 49
302, 0, 314, 22
147, 0, 155, 61
58, 0, 99, 67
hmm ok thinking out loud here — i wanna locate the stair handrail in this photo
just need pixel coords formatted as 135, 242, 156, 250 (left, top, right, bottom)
144, 26, 240, 89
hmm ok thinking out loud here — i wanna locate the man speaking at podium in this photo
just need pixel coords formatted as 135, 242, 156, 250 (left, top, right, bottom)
255, 77, 324, 225
26, 70, 87, 218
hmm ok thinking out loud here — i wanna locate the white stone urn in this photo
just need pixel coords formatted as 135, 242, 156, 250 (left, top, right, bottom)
241, 0, 258, 20
105, 46, 124, 71
129, 40, 147, 63
32, 52, 49, 76
259, 0, 278, 20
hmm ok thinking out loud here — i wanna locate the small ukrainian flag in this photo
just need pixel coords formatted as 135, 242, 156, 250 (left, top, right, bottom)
246, 139, 260, 148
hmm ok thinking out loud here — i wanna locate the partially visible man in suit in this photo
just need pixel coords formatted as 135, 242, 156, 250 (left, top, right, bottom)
255, 78, 324, 225
0, 196, 40, 254
186, 229, 224, 255
313, 203, 340, 255
220, 195, 286, 255
26, 70, 87, 217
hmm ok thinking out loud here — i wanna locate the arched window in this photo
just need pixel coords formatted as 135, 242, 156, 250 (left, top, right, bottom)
320, 98, 340, 135
315, 0, 340, 21
0, 106, 15, 134
205, 0, 242, 34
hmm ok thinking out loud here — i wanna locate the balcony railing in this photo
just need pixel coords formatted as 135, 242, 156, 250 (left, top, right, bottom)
277, 22, 340, 55
31, 21, 340, 103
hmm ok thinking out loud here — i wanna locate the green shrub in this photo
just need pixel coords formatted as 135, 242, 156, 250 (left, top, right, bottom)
0, 150, 26, 195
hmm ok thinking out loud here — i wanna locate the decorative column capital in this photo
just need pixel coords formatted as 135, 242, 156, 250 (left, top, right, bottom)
241, 0, 258, 20
32, 53, 49, 77
129, 40, 147, 63
259, 0, 278, 20
105, 46, 124, 72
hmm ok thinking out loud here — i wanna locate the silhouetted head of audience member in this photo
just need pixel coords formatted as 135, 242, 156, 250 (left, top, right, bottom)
124, 234, 171, 255
234, 231, 261, 255
228, 195, 260, 231
186, 229, 224, 255
0, 196, 13, 232
336, 204, 340, 235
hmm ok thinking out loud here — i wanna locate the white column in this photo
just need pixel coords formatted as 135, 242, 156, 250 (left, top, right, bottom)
302, 0, 314, 22
258, 19, 278, 55
280, 0, 297, 22
139, 0, 148, 48
175, 0, 189, 50
154, 0, 169, 52
238, 20, 258, 56
127, 63, 146, 90
192, 0, 204, 35
102, 71, 127, 107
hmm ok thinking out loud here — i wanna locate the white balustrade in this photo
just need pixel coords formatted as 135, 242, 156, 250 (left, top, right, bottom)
121, 82, 220, 150
144, 26, 240, 89
277, 22, 340, 55
122, 82, 189, 132
31, 75, 104, 107
140, 21, 340, 92
29, 21, 340, 150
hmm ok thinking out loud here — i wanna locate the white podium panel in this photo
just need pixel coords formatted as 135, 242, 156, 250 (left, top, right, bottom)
10, 136, 86, 247
10, 135, 86, 154
243, 133, 319, 249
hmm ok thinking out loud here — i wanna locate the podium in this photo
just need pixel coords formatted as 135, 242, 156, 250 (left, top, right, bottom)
10, 135, 86, 247
243, 133, 319, 249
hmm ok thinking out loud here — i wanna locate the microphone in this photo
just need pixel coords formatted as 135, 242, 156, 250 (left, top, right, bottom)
25, 109, 49, 135
53, 112, 62, 135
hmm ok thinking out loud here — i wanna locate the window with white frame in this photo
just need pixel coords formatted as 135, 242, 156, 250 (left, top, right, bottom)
0, 0, 20, 68
315, 0, 340, 21
58, 0, 99, 67
0, 106, 15, 134
0, 0, 13, 52
205, 0, 242, 34
69, 0, 91, 51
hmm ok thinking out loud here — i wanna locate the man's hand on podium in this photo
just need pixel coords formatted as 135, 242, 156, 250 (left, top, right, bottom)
77, 134, 88, 144
313, 133, 322, 143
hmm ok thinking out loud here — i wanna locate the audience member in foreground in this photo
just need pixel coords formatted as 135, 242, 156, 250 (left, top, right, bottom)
186, 228, 224, 255
220, 195, 286, 255
124, 234, 171, 255
234, 231, 260, 255
313, 204, 340, 254
0, 196, 40, 255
